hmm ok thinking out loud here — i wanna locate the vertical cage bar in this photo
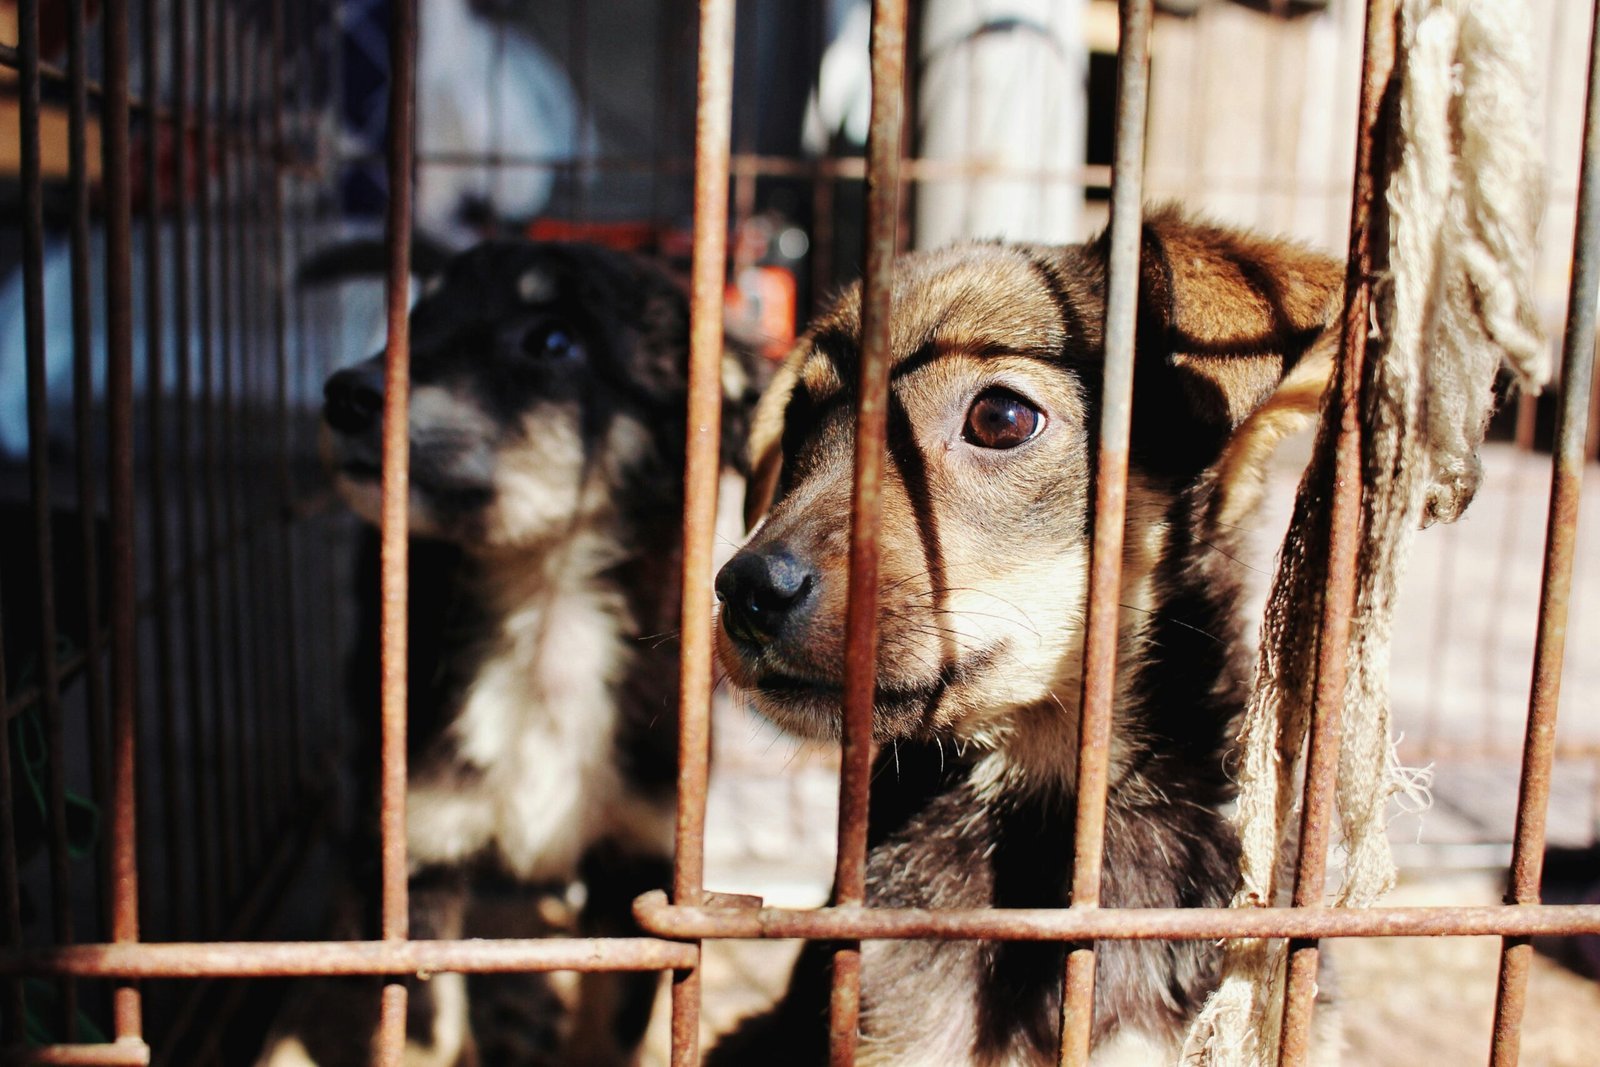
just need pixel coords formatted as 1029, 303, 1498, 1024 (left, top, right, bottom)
289, 0, 322, 792
1489, 1, 1600, 1062
196, 0, 237, 918
672, 1, 736, 1061
830, 3, 908, 1064
1277, 1, 1396, 1063
67, 0, 113, 929
246, 8, 285, 846
269, 0, 305, 803
1057, 1, 1152, 1061
212, 0, 249, 897
571, 1, 590, 222
220, 1, 262, 878
238, 4, 274, 848
171, 0, 213, 940
102, 0, 146, 1042
376, 0, 418, 1060
20, 0, 81, 1039
142, 0, 185, 944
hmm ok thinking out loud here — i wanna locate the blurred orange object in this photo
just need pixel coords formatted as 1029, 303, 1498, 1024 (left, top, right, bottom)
727, 265, 797, 360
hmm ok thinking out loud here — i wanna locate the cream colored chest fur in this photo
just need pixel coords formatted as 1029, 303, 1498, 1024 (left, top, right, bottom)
403, 563, 673, 881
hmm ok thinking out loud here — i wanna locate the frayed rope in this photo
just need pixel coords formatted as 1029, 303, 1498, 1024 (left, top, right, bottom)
1179, 2, 1546, 1064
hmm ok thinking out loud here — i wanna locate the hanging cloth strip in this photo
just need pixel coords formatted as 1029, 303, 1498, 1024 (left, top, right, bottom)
1179, 1, 1549, 1063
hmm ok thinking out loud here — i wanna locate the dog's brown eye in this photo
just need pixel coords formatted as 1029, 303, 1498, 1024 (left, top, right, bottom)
522, 323, 583, 361
963, 389, 1042, 449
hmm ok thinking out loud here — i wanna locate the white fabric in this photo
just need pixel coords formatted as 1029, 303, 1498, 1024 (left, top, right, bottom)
1180, 2, 1547, 1063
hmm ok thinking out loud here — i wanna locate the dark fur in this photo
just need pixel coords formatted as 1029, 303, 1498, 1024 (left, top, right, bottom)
274, 241, 758, 1066
710, 210, 1342, 1064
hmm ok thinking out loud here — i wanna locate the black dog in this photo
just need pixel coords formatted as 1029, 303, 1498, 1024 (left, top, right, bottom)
261, 240, 758, 1067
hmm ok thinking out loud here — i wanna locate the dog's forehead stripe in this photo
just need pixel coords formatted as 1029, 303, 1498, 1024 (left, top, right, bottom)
793, 347, 1068, 435
798, 251, 1076, 402
1018, 248, 1088, 355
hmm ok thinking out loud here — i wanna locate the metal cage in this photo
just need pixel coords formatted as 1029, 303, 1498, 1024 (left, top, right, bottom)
0, 0, 1597, 1064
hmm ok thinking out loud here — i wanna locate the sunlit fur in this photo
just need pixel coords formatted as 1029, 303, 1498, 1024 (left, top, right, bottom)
709, 210, 1344, 1065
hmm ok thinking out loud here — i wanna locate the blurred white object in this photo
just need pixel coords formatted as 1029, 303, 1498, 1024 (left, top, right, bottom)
802, 2, 875, 154
803, 0, 1087, 248
414, 0, 584, 235
916, 0, 1088, 247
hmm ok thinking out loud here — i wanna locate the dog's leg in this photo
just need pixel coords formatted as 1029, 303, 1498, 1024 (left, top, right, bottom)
553, 845, 675, 1066
703, 940, 831, 1067
404, 868, 476, 1067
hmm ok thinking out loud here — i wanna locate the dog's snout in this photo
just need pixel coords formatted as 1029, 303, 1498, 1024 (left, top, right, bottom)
323, 364, 385, 434
716, 545, 813, 647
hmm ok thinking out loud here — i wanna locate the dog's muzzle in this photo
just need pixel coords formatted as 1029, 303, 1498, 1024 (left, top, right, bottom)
715, 544, 813, 649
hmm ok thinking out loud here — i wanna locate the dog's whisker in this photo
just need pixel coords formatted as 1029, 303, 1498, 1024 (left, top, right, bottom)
1192, 535, 1268, 575
1117, 602, 1224, 645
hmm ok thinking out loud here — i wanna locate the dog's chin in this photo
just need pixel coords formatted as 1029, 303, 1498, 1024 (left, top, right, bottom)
331, 469, 493, 543
720, 633, 987, 744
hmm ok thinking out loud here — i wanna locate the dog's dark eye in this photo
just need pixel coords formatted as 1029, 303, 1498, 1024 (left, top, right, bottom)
963, 389, 1043, 449
521, 322, 584, 362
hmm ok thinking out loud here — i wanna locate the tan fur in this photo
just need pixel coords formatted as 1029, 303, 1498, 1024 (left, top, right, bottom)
406, 534, 673, 880
712, 212, 1347, 1065
1209, 337, 1336, 534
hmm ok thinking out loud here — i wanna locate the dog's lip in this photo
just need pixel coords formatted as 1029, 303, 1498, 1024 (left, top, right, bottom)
334, 457, 493, 504
750, 645, 1000, 706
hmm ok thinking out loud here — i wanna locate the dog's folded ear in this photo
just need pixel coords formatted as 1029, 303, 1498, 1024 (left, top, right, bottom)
742, 341, 806, 530
1122, 207, 1344, 478
719, 329, 770, 479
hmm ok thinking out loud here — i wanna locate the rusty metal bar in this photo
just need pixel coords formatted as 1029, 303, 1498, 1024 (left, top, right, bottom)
730, 4, 758, 268
830, 4, 908, 1063
195, 0, 236, 923
0, 939, 697, 979
570, 0, 591, 221
348, 150, 1111, 187
141, 0, 184, 945
0, 42, 169, 118
632, 893, 1600, 942
290, 0, 331, 802
67, 0, 113, 936
171, 0, 216, 941
245, 10, 287, 848
221, 1, 262, 880
20, 0, 81, 1040
101, 0, 145, 1043
1058, 2, 1152, 1062
0, 901, 1592, 979
269, 0, 306, 806
233, 8, 268, 848
1489, 2, 1600, 1062
208, 0, 248, 901
17, 1043, 151, 1067
377, 0, 419, 1061
672, 0, 736, 1062
1277, 3, 1396, 1064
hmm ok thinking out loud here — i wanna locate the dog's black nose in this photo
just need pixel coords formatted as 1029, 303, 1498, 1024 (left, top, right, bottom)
716, 546, 813, 646
323, 363, 385, 434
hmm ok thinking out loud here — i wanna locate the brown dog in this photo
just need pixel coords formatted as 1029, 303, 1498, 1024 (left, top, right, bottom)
708, 209, 1342, 1065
